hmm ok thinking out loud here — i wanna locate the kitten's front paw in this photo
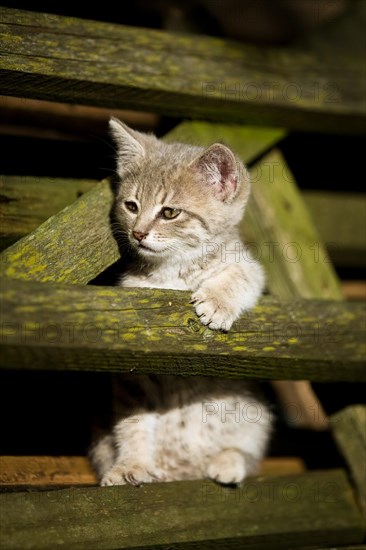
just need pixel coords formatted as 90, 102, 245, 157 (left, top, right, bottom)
207, 449, 246, 485
101, 463, 165, 487
191, 289, 237, 331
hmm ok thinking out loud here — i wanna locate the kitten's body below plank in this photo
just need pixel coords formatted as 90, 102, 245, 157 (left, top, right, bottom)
90, 119, 271, 486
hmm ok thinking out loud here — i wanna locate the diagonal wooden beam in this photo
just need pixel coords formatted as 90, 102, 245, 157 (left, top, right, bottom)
331, 405, 366, 516
0, 178, 119, 284
0, 175, 97, 251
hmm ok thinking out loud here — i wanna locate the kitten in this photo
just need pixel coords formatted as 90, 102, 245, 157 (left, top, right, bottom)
89, 119, 271, 486
110, 117, 264, 331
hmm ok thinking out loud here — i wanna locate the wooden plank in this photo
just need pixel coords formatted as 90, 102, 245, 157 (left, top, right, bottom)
0, 456, 97, 490
0, 176, 96, 250
0, 456, 305, 491
0, 278, 365, 381
331, 405, 366, 516
164, 121, 285, 164
303, 191, 366, 268
0, 96, 160, 141
342, 282, 366, 301
0, 7, 364, 134
0, 124, 284, 284
0, 469, 364, 549
0, 178, 119, 284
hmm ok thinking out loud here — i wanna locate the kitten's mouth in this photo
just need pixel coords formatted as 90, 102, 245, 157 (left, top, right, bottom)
138, 242, 160, 254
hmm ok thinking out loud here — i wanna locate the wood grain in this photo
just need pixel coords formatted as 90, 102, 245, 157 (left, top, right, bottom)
0, 456, 97, 490
0, 7, 364, 133
303, 191, 366, 268
1, 278, 365, 381
0, 178, 118, 284
0, 176, 97, 250
331, 405, 366, 516
0, 469, 364, 549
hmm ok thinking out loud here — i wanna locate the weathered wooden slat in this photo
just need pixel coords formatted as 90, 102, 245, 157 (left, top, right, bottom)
0, 469, 364, 549
331, 405, 366, 516
164, 121, 285, 164
0, 456, 97, 490
248, 153, 342, 301
303, 191, 366, 268
0, 456, 305, 491
342, 282, 366, 301
0, 124, 284, 283
0, 179, 119, 284
0, 176, 96, 250
0, 7, 364, 134
0, 278, 365, 381
0, 95, 160, 139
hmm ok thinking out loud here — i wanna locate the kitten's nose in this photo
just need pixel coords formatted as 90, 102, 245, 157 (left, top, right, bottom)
133, 230, 148, 242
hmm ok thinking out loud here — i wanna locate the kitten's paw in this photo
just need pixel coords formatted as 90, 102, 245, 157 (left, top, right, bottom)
207, 449, 246, 485
101, 463, 165, 487
191, 289, 237, 330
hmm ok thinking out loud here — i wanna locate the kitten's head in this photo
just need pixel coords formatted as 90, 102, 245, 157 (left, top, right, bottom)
110, 118, 250, 262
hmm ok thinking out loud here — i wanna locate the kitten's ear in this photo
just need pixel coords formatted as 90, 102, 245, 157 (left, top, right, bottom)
109, 117, 145, 174
191, 143, 238, 201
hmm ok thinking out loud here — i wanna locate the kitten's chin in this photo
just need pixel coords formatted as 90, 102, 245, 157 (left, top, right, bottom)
136, 243, 167, 259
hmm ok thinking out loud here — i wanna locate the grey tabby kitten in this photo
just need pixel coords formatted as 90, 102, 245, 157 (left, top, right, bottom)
89, 119, 271, 486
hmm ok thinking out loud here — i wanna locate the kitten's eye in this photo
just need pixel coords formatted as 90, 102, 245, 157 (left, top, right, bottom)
125, 201, 138, 213
161, 207, 181, 219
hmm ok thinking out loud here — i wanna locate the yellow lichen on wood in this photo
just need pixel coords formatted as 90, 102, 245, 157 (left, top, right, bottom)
0, 179, 118, 284
0, 6, 365, 133
1, 278, 365, 381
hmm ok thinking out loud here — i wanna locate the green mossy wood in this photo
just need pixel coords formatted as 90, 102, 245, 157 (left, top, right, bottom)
1, 278, 365, 381
0, 470, 364, 550
331, 405, 366, 516
0, 176, 96, 250
243, 150, 343, 300
0, 6, 365, 133
303, 192, 366, 268
0, 179, 118, 284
